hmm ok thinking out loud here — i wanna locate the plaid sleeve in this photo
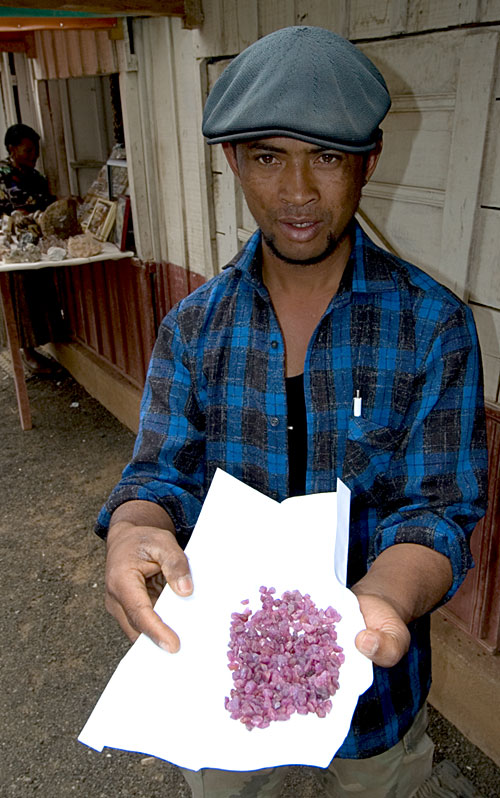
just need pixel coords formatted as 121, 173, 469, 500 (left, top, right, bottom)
95, 307, 206, 545
370, 301, 488, 601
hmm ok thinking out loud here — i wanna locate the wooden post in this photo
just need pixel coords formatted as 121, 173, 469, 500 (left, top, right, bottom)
0, 272, 32, 430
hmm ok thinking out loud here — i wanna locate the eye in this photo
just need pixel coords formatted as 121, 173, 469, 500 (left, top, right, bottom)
317, 152, 341, 165
255, 153, 279, 165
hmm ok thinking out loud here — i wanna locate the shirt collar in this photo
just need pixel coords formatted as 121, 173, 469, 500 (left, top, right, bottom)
349, 222, 397, 295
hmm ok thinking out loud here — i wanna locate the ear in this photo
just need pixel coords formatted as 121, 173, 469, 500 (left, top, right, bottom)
221, 142, 240, 178
363, 136, 383, 184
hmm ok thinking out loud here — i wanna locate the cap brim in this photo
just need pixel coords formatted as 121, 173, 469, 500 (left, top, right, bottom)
205, 128, 381, 154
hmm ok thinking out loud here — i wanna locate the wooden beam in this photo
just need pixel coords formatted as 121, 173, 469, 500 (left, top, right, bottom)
0, 1, 187, 16
0, 18, 117, 31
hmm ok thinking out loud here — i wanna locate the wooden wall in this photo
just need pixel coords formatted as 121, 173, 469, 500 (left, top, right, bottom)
120, 0, 499, 403
1, 2, 498, 401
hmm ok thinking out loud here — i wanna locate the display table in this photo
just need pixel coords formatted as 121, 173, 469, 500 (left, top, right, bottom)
0, 242, 134, 430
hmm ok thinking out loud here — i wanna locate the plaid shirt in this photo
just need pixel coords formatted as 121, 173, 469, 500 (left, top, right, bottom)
97, 223, 488, 759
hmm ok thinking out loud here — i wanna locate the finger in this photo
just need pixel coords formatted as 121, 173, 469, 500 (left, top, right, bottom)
157, 547, 193, 597
108, 566, 183, 652
355, 626, 410, 667
105, 593, 140, 643
106, 578, 182, 652
126, 595, 181, 653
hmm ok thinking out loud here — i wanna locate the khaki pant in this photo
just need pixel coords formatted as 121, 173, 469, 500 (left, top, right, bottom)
180, 705, 433, 798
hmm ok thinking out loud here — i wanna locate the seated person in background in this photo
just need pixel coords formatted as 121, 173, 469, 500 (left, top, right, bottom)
0, 123, 65, 374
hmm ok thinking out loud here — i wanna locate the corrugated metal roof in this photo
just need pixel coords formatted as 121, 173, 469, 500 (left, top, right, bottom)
33, 28, 119, 79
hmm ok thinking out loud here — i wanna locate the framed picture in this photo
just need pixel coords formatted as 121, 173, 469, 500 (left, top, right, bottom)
87, 198, 117, 241
114, 195, 131, 251
107, 159, 129, 200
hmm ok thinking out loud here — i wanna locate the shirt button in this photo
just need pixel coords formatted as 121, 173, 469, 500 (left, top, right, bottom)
271, 340, 278, 349
270, 416, 279, 427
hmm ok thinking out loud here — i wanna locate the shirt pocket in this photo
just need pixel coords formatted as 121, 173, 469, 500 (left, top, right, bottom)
343, 415, 408, 494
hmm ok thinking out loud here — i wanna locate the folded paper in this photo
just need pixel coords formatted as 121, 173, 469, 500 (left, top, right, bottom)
79, 469, 372, 771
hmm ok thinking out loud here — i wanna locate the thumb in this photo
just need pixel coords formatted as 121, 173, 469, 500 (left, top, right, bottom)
157, 546, 193, 597
355, 625, 410, 667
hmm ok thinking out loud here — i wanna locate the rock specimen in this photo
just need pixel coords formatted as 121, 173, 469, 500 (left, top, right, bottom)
39, 197, 81, 239
67, 232, 102, 259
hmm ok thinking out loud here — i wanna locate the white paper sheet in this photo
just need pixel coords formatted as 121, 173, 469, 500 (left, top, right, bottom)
79, 469, 373, 771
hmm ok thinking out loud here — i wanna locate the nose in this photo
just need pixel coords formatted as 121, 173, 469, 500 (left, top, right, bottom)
279, 161, 319, 207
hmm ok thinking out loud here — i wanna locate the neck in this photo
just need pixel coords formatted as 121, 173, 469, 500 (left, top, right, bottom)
261, 232, 352, 300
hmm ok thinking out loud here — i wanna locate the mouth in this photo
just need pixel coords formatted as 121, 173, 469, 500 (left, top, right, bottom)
277, 219, 323, 241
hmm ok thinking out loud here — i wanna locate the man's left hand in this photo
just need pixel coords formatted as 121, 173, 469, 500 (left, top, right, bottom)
353, 593, 411, 668
350, 543, 453, 667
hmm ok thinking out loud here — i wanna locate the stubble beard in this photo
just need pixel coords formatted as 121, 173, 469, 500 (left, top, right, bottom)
262, 229, 348, 267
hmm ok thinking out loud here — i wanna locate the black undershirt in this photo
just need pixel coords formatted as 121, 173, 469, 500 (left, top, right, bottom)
285, 374, 307, 497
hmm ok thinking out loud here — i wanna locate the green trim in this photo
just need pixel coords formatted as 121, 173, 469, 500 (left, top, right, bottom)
0, 7, 116, 18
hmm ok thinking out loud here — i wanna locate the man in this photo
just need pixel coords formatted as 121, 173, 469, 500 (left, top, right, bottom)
98, 27, 488, 797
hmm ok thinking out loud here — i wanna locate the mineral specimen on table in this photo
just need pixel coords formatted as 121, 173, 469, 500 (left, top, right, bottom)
67, 232, 102, 258
39, 235, 68, 254
18, 231, 40, 248
3, 243, 42, 263
46, 246, 67, 261
39, 197, 81, 239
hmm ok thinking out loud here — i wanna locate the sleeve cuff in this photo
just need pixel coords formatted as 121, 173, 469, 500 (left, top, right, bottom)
370, 515, 474, 604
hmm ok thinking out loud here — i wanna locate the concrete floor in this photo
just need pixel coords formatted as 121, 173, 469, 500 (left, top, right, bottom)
430, 611, 500, 769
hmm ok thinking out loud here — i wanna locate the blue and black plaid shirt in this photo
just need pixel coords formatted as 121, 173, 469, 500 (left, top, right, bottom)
97, 223, 488, 758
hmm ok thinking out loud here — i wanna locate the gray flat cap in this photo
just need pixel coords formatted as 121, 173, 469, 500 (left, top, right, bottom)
202, 26, 391, 153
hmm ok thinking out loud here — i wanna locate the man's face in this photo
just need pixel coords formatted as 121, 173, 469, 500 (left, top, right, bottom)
223, 137, 381, 267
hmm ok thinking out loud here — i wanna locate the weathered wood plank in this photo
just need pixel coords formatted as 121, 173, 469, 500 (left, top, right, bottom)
480, 99, 500, 208
441, 31, 499, 299
295, 0, 349, 31
143, 18, 184, 265
349, 0, 407, 39
193, 0, 242, 56
361, 32, 463, 95
258, 0, 295, 36
235, 0, 259, 50
470, 303, 500, 403
406, 0, 480, 31
1, 53, 17, 125
359, 195, 443, 278
171, 17, 215, 277
377, 103, 453, 191
480, 0, 500, 23
35, 79, 71, 197
119, 66, 155, 261
469, 208, 500, 308
207, 59, 238, 269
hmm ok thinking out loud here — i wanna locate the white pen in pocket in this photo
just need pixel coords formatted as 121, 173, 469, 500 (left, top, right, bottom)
353, 389, 362, 417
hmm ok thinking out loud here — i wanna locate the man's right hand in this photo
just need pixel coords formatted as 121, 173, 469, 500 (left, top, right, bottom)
104, 502, 193, 652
